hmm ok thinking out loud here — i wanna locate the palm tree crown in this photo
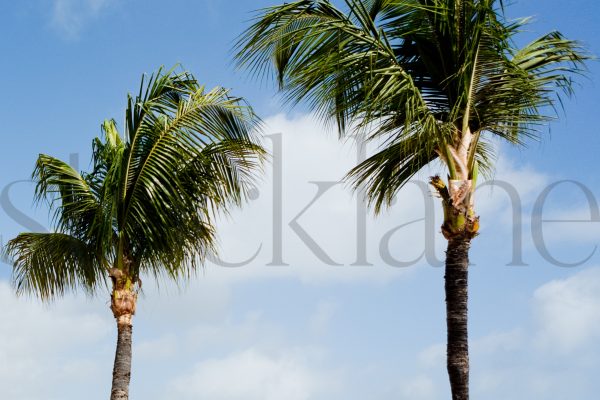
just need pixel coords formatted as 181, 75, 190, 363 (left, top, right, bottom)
6, 66, 266, 299
237, 0, 588, 211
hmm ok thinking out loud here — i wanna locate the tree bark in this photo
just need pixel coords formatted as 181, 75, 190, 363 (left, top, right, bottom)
108, 267, 137, 400
111, 320, 133, 400
445, 236, 471, 400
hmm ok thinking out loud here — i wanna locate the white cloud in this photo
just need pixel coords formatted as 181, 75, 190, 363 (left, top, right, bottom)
476, 156, 550, 221
168, 348, 339, 400
136, 277, 232, 325
205, 113, 577, 282
181, 309, 287, 355
533, 204, 600, 247
0, 281, 113, 399
533, 267, 600, 352
50, 0, 114, 38
205, 113, 443, 284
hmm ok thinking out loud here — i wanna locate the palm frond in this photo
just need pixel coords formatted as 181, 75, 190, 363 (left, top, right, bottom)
236, 0, 442, 136
120, 72, 265, 278
33, 154, 102, 240
5, 233, 106, 300
475, 30, 589, 144
346, 134, 438, 213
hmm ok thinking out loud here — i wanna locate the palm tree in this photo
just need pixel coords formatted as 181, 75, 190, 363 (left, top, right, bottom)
5, 67, 265, 400
235, 1, 588, 398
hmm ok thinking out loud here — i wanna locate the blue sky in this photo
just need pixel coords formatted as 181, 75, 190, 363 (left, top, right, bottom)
1, 1, 599, 399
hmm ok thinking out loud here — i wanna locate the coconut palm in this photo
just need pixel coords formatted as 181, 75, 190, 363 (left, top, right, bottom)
5, 67, 265, 400
235, 1, 588, 398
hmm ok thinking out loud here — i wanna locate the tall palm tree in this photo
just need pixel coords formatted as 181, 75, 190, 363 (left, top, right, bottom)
5, 67, 266, 400
235, 1, 588, 398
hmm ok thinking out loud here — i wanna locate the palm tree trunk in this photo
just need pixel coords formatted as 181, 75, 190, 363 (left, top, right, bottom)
445, 236, 471, 400
111, 320, 133, 400
108, 267, 137, 400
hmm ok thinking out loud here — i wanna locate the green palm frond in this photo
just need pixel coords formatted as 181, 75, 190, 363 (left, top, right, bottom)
33, 154, 102, 240
474, 31, 589, 144
346, 134, 438, 213
236, 0, 440, 135
120, 81, 265, 275
5, 233, 106, 299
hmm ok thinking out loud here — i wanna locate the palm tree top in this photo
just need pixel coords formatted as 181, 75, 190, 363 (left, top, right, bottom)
236, 0, 590, 212
6, 66, 266, 300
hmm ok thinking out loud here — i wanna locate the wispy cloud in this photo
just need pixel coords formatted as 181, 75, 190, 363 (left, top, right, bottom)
50, 0, 114, 38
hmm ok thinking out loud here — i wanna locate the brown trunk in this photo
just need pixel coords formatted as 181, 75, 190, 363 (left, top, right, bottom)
111, 320, 133, 400
445, 236, 471, 400
109, 268, 137, 400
